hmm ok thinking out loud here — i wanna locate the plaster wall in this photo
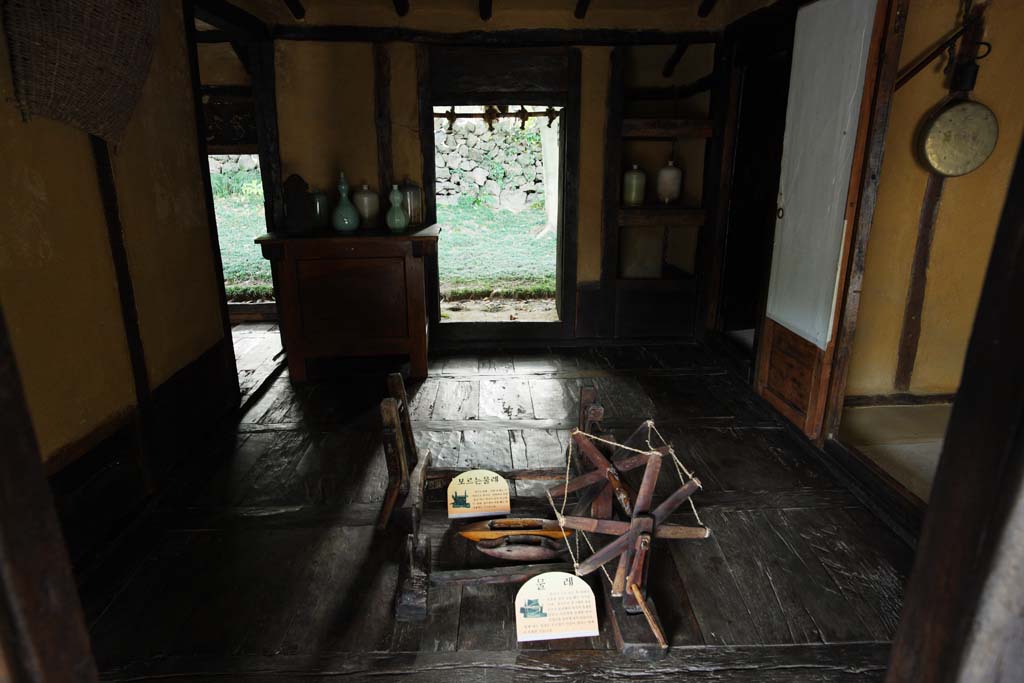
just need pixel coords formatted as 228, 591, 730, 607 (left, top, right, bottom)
198, 43, 252, 86
846, 0, 1024, 396
276, 41, 379, 195
0, 17, 135, 461
389, 42, 423, 188
113, 0, 225, 388
1, 2, 227, 464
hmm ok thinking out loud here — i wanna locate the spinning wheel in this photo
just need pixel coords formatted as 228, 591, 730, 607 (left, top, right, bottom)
545, 391, 710, 649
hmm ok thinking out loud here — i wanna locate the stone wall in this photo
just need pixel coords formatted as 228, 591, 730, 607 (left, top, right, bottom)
433, 116, 549, 212
209, 153, 260, 174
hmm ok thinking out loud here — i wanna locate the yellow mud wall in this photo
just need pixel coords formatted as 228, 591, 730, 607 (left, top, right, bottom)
113, 0, 225, 388
845, 0, 1024, 396
0, 16, 135, 462
389, 42, 423, 190
276, 42, 379, 193
198, 43, 251, 86
1, 2, 227, 465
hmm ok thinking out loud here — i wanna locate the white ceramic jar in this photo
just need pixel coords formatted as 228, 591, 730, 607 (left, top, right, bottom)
623, 165, 646, 207
656, 160, 682, 204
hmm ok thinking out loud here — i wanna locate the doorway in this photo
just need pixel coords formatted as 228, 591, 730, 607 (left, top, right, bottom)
207, 153, 273, 303
434, 105, 562, 323
717, 9, 795, 363
423, 47, 580, 342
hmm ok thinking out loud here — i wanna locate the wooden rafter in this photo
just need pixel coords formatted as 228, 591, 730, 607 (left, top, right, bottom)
229, 40, 252, 74
193, 0, 268, 41
282, 0, 305, 20
662, 42, 689, 78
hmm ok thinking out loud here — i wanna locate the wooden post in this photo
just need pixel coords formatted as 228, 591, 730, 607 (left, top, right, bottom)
887, 139, 1024, 682
0, 306, 99, 681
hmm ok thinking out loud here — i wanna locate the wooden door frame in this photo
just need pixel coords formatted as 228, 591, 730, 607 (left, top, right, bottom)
418, 46, 581, 345
753, 0, 908, 442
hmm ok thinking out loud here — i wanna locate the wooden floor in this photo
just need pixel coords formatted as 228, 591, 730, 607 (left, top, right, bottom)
79, 325, 912, 681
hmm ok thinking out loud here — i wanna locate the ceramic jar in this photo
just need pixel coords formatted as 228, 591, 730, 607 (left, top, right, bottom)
657, 160, 683, 204
399, 178, 424, 226
311, 189, 330, 230
623, 164, 645, 206
386, 185, 409, 232
331, 172, 360, 232
353, 184, 380, 229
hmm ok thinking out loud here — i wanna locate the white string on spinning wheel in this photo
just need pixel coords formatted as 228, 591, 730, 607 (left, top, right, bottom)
544, 421, 708, 578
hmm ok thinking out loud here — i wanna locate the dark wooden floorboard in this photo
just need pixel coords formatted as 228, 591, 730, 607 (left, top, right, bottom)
98, 643, 892, 681
81, 334, 910, 679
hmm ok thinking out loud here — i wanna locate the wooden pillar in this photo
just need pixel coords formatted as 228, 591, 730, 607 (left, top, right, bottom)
249, 40, 286, 232
374, 43, 394, 200
887, 140, 1024, 681
0, 306, 98, 682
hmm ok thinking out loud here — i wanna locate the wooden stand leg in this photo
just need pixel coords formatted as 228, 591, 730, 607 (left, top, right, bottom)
410, 344, 428, 380
395, 533, 431, 622
397, 449, 431, 536
287, 352, 307, 382
378, 398, 411, 530
601, 571, 667, 660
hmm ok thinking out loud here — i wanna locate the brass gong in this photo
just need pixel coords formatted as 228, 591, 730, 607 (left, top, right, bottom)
920, 99, 998, 177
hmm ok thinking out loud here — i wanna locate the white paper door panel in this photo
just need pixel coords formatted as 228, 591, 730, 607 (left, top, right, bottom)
765, 0, 877, 349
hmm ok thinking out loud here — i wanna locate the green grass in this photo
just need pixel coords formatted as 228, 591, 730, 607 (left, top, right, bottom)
212, 170, 557, 302
212, 170, 273, 301
438, 197, 555, 300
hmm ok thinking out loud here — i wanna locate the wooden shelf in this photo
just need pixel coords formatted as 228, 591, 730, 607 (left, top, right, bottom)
618, 206, 705, 228
622, 117, 713, 139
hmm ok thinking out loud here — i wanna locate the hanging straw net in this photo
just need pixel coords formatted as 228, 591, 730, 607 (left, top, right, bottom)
2, 0, 160, 142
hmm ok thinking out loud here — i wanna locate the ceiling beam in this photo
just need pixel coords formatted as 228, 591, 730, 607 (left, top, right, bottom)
193, 0, 268, 42
662, 42, 689, 78
480, 0, 493, 21
272, 26, 720, 46
697, 0, 717, 18
393, 0, 410, 17
282, 0, 305, 20
574, 0, 591, 20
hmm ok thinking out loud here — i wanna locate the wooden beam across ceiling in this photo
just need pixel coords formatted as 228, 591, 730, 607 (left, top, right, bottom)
272, 26, 719, 45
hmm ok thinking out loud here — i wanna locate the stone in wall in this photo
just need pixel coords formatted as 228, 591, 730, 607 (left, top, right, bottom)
432, 112, 551, 212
